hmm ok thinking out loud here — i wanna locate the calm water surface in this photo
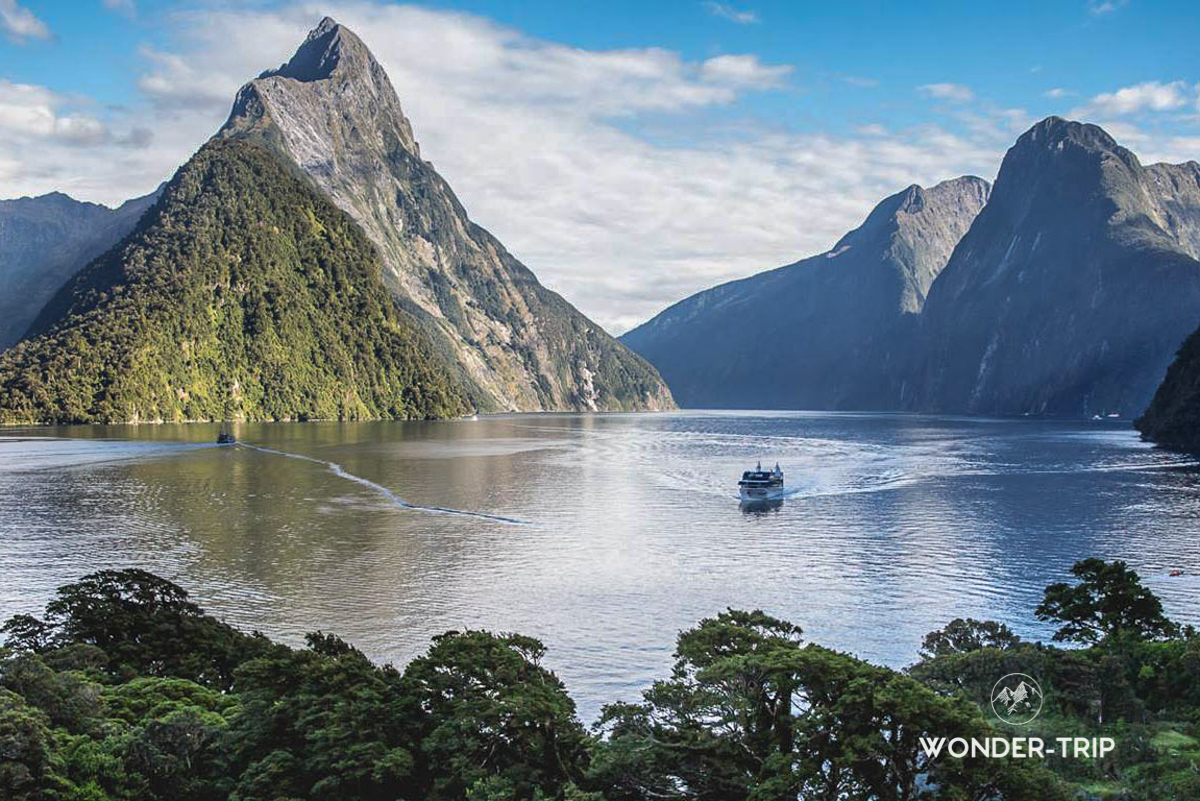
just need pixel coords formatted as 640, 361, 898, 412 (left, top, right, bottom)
3, 412, 1200, 721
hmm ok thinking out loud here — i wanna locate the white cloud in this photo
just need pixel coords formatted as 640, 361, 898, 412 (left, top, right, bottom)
102, 0, 137, 18
1088, 0, 1127, 15
0, 2, 1145, 334
0, 80, 122, 145
0, 0, 49, 43
136, 45, 246, 112
918, 83, 975, 103
1073, 80, 1196, 116
704, 2, 759, 24
699, 54, 791, 88
1044, 87, 1070, 99
0, 81, 56, 136
842, 75, 879, 88
1096, 125, 1200, 166
1153, 137, 1200, 164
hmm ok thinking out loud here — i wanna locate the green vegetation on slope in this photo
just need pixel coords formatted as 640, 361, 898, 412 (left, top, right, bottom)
4, 558, 1198, 799
1137, 322, 1200, 451
0, 139, 470, 424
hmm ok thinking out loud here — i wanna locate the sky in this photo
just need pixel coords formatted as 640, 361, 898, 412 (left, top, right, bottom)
1, 1, 1198, 333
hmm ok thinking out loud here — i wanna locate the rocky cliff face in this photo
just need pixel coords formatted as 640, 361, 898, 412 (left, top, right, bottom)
620, 177, 989, 409
0, 189, 158, 349
219, 18, 673, 413
1146, 161, 1200, 258
1135, 162, 1200, 449
911, 118, 1200, 417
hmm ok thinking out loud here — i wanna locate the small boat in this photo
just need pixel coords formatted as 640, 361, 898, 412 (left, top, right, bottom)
739, 461, 784, 500
1169, 569, 1184, 577
216, 427, 236, 445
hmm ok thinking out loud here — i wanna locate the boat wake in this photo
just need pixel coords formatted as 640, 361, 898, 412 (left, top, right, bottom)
237, 443, 531, 526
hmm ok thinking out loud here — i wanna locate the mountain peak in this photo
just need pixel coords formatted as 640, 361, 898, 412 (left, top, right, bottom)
261, 17, 374, 83
217, 17, 672, 413
847, 175, 990, 249
1017, 116, 1121, 154
310, 15, 339, 38
224, 16, 420, 156
984, 116, 1142, 225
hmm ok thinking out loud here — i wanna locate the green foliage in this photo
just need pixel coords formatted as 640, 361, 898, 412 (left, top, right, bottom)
0, 615, 53, 654
1036, 558, 1177, 645
912, 560, 1200, 799
0, 139, 470, 424
401, 630, 588, 800
40, 568, 269, 689
2, 560, 1198, 800
591, 609, 1065, 800
224, 632, 416, 801
919, 617, 1021, 660
0, 687, 63, 800
1137, 319, 1200, 452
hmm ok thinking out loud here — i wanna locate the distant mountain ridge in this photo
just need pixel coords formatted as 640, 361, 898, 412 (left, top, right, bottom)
624, 117, 1200, 418
219, 17, 673, 413
0, 189, 159, 349
911, 118, 1200, 417
621, 176, 990, 409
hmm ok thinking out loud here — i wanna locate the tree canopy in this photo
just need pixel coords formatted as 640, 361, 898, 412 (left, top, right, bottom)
0, 139, 470, 424
1, 560, 1198, 800
1035, 558, 1178, 645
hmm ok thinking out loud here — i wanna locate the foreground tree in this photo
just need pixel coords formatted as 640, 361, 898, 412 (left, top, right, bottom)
591, 609, 1068, 800
400, 630, 589, 800
226, 633, 415, 801
1036, 559, 1177, 645
3, 567, 1191, 800
918, 618, 1021, 660
42, 568, 268, 688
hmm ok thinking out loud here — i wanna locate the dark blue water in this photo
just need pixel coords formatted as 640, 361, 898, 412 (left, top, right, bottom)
2, 412, 1199, 720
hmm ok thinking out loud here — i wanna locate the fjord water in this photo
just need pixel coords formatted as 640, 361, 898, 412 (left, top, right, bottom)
3, 412, 1199, 720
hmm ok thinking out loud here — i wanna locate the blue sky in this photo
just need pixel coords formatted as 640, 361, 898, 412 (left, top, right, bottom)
1, 1, 1197, 330
5, 1, 1196, 138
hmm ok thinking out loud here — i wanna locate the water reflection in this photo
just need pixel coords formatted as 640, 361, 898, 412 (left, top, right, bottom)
2, 412, 1200, 723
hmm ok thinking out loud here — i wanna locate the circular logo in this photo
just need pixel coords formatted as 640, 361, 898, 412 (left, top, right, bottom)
990, 673, 1043, 725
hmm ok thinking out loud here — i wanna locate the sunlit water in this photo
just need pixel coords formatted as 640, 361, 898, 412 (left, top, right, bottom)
3, 412, 1200, 722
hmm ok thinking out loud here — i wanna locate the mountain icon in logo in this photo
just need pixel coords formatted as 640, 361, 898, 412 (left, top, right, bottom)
990, 673, 1043, 725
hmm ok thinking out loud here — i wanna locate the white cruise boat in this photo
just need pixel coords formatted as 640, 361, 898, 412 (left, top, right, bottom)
738, 461, 784, 500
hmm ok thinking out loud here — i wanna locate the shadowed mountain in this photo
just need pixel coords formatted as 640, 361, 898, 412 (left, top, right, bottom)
911, 118, 1200, 417
1137, 324, 1200, 451
219, 17, 673, 413
0, 189, 159, 349
620, 177, 989, 409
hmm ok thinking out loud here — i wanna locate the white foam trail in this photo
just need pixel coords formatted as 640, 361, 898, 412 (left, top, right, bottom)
238, 443, 531, 526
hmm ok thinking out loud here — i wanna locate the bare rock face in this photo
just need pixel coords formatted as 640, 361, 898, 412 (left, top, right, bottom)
912, 118, 1200, 417
620, 177, 989, 409
0, 189, 159, 349
1146, 161, 1200, 259
219, 18, 673, 412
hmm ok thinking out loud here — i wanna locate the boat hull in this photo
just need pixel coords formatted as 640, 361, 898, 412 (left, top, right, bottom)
739, 485, 785, 500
